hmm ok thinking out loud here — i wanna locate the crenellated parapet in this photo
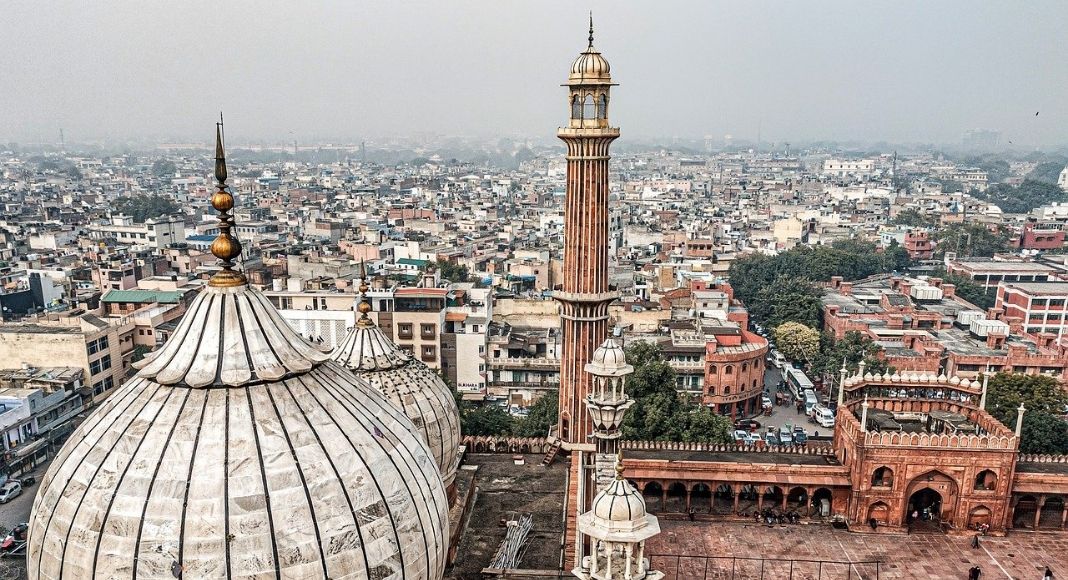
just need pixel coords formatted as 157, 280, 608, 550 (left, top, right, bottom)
620, 440, 836, 456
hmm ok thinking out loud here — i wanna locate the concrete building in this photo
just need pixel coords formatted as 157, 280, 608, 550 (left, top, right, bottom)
88, 214, 185, 249
0, 367, 84, 472
996, 281, 1068, 340
0, 312, 134, 403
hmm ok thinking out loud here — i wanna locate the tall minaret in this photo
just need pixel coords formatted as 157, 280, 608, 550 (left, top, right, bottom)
556, 17, 620, 447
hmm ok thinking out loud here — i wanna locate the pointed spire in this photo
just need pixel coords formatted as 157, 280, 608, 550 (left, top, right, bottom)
356, 259, 374, 327
208, 115, 247, 287
615, 450, 625, 480
588, 12, 595, 48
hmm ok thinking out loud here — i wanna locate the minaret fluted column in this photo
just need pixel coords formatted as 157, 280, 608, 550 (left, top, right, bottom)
555, 25, 619, 448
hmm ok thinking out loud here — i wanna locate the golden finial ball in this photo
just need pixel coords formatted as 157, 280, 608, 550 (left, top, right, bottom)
211, 234, 242, 261
211, 190, 234, 212
357, 300, 372, 315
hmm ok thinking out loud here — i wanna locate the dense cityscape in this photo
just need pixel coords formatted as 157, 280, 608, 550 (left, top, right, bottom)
3, 4, 1068, 580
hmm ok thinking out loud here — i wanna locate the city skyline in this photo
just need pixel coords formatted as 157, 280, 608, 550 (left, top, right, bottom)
3, 1, 1068, 148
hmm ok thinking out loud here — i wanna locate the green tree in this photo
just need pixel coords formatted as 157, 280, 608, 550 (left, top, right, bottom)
972, 180, 1067, 214
513, 394, 558, 437
621, 344, 733, 444
932, 223, 1011, 259
1026, 159, 1068, 185
892, 208, 937, 228
749, 276, 824, 329
151, 159, 177, 177
810, 331, 889, 380
436, 260, 470, 283
985, 373, 1068, 454
113, 194, 181, 222
881, 240, 912, 272
462, 404, 515, 436
930, 268, 995, 309
679, 407, 735, 443
773, 322, 821, 364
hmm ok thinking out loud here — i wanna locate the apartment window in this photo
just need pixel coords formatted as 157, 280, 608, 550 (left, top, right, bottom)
90, 359, 102, 375
87, 336, 109, 355
422, 346, 437, 362
421, 323, 436, 337
280, 297, 293, 310
398, 324, 413, 339
472, 324, 480, 333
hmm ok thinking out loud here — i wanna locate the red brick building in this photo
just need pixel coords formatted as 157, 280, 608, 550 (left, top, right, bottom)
619, 371, 1068, 535
703, 330, 768, 417
822, 275, 1068, 380
1012, 220, 1066, 251
904, 230, 933, 260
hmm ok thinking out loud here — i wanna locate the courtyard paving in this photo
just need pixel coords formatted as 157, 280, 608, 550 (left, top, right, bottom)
646, 519, 1065, 579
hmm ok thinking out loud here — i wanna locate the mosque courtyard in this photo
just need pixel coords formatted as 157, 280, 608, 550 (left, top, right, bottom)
647, 519, 1064, 579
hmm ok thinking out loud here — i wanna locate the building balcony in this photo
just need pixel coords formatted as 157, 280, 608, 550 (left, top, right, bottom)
488, 357, 560, 370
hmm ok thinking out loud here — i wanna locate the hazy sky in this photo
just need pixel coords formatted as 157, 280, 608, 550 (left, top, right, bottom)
4, 1, 1067, 147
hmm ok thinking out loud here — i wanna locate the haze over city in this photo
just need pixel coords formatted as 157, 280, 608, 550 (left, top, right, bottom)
6, 3, 1068, 579
4, 0, 1068, 147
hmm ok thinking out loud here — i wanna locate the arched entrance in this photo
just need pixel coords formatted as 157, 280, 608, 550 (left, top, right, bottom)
907, 489, 943, 524
1013, 495, 1038, 529
643, 482, 663, 513
691, 483, 712, 514
867, 502, 890, 525
665, 482, 687, 513
1039, 497, 1065, 529
968, 506, 992, 530
904, 471, 958, 531
812, 488, 833, 518
713, 484, 734, 515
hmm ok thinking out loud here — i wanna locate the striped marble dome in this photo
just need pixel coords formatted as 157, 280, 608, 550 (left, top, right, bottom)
27, 282, 449, 579
332, 314, 461, 490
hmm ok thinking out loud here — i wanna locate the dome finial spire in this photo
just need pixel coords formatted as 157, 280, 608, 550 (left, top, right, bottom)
356, 259, 374, 326
208, 114, 247, 287
588, 11, 594, 48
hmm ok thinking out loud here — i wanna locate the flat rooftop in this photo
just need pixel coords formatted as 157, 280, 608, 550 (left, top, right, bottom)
449, 453, 567, 578
0, 324, 80, 335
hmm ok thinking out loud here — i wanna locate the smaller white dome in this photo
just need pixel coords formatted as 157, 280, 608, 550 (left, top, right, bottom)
937, 373, 948, 384
864, 372, 874, 381
592, 477, 647, 523
585, 338, 634, 377
882, 372, 892, 381
891, 373, 902, 383
950, 376, 961, 385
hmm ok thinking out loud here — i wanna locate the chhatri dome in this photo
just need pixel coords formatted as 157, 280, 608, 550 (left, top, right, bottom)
331, 271, 461, 491
568, 16, 612, 84
27, 124, 449, 579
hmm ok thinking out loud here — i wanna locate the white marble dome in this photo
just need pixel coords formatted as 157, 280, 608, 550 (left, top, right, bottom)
332, 310, 461, 490
585, 338, 633, 377
592, 477, 648, 523
27, 283, 449, 579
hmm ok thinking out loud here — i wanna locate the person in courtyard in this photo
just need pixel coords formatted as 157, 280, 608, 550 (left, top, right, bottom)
1045, 566, 1054, 580
971, 534, 980, 549
968, 564, 982, 579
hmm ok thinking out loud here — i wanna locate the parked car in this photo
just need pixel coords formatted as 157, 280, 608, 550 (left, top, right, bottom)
734, 418, 760, 432
18, 476, 35, 487
793, 427, 808, 445
814, 405, 836, 428
761, 394, 773, 408
733, 430, 756, 446
778, 426, 794, 445
0, 482, 22, 504
764, 431, 780, 446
